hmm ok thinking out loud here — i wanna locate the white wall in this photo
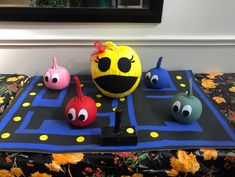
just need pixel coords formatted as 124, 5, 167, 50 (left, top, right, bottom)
0, 0, 235, 75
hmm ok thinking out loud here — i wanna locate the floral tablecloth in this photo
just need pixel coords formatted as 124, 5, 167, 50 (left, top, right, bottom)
0, 74, 28, 116
195, 73, 235, 128
0, 73, 234, 177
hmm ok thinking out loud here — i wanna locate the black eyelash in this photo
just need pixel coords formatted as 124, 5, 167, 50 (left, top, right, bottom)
95, 57, 101, 63
130, 55, 135, 63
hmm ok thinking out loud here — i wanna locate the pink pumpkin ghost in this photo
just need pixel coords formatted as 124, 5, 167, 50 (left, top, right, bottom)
44, 57, 70, 90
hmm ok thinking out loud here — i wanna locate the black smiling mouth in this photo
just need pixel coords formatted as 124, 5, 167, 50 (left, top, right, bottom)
94, 75, 138, 93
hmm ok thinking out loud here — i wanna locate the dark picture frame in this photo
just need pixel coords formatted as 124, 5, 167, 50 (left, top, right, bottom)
0, 0, 164, 23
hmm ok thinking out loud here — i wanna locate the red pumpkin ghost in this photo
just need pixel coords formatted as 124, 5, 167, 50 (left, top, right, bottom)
65, 76, 97, 127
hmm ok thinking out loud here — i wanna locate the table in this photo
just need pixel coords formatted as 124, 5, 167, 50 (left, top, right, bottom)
0, 72, 234, 177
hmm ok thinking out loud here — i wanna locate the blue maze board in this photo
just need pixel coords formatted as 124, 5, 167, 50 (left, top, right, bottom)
0, 70, 235, 153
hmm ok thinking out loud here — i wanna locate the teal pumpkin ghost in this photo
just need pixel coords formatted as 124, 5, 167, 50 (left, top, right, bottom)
170, 78, 202, 123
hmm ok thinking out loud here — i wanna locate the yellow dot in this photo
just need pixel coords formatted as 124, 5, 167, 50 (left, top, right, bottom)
29, 92, 36, 96
176, 76, 182, 80
13, 116, 22, 122
22, 102, 30, 107
1, 133, 10, 139
96, 94, 102, 98
119, 98, 126, 102
37, 83, 43, 87
76, 136, 85, 143
39, 135, 48, 141
112, 107, 117, 112
96, 102, 101, 107
150, 131, 159, 138
180, 83, 186, 87
126, 128, 135, 134
80, 84, 84, 87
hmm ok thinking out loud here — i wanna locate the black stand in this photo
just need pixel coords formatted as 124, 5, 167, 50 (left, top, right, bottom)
101, 108, 137, 146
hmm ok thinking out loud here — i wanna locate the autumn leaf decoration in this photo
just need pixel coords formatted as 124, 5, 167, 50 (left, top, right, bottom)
45, 153, 84, 172
30, 172, 52, 177
200, 148, 218, 161
201, 79, 217, 89
166, 150, 200, 177
0, 167, 25, 177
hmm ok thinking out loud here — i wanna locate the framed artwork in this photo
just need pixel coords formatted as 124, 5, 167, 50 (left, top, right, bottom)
0, 0, 164, 22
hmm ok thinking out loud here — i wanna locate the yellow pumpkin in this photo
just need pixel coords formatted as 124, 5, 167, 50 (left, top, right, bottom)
91, 41, 142, 98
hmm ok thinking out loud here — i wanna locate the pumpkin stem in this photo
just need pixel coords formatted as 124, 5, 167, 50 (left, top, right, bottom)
74, 76, 83, 101
104, 41, 118, 51
188, 78, 193, 98
52, 57, 58, 69
156, 57, 163, 69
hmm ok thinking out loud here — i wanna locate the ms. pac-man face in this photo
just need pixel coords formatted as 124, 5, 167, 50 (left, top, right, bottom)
170, 79, 202, 124
91, 41, 142, 98
145, 57, 170, 89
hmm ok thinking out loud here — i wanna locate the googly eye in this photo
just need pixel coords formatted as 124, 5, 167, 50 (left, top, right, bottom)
78, 109, 88, 122
182, 105, 192, 117
151, 75, 159, 84
172, 101, 181, 113
145, 72, 151, 80
68, 108, 76, 121
52, 73, 59, 83
44, 72, 50, 82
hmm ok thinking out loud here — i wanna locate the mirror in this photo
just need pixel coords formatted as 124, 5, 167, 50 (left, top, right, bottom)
0, 0, 164, 22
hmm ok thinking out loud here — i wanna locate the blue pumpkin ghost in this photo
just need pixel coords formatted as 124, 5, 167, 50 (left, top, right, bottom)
145, 57, 171, 89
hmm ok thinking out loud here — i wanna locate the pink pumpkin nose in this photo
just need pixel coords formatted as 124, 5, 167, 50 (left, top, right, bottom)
44, 57, 70, 90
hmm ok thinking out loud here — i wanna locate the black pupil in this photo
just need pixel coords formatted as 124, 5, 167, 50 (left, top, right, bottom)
52, 78, 57, 83
98, 57, 111, 72
118, 57, 132, 73
145, 75, 149, 80
173, 105, 179, 112
68, 113, 73, 120
45, 76, 49, 82
183, 111, 190, 117
152, 79, 157, 83
78, 115, 85, 121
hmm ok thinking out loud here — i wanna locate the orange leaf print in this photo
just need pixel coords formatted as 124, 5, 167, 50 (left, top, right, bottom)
212, 96, 226, 104
45, 161, 63, 173
166, 150, 200, 176
0, 169, 14, 177
206, 73, 223, 79
52, 153, 84, 165
6, 77, 18, 82
10, 167, 25, 177
165, 169, 179, 177
132, 173, 144, 177
229, 86, 235, 93
30, 172, 52, 177
201, 79, 217, 89
200, 148, 218, 160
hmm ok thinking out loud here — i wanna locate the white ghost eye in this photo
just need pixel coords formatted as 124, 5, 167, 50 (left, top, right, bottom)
78, 109, 88, 122
44, 72, 50, 82
182, 105, 192, 117
52, 73, 59, 83
68, 108, 76, 121
145, 72, 151, 80
172, 101, 181, 113
151, 75, 159, 84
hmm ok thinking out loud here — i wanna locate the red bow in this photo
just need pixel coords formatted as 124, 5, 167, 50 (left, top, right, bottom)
91, 40, 106, 60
